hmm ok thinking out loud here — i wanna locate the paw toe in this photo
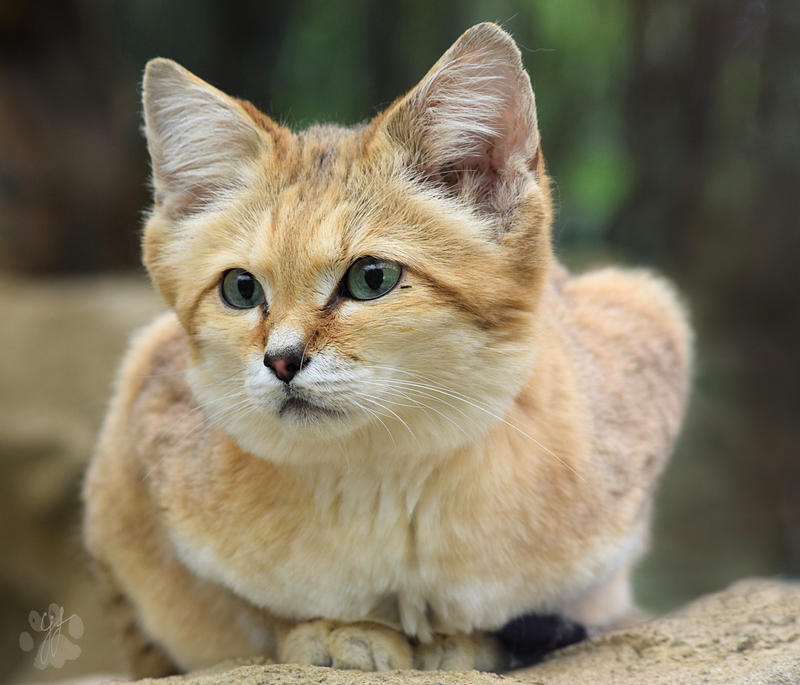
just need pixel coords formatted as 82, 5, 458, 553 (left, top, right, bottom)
329, 624, 412, 671
415, 633, 505, 671
281, 621, 412, 671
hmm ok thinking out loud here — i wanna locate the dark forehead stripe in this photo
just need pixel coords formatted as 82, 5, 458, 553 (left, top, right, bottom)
409, 266, 498, 331
184, 277, 224, 336
292, 126, 362, 191
492, 612, 587, 669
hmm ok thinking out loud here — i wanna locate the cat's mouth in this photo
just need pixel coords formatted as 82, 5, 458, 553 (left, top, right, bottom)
278, 395, 343, 421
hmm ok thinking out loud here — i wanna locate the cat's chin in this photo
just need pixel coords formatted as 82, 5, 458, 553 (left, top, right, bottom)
219, 400, 367, 461
224, 400, 495, 467
278, 396, 346, 423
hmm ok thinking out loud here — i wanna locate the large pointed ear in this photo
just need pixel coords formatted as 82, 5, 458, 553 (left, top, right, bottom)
382, 23, 541, 214
142, 58, 267, 213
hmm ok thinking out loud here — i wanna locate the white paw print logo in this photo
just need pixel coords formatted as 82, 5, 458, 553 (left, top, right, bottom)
19, 603, 83, 670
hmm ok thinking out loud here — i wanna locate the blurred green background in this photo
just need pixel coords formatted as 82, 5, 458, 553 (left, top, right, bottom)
1, 0, 797, 682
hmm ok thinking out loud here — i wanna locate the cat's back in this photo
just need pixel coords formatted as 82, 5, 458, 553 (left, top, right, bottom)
548, 264, 692, 490
106, 311, 193, 431
561, 265, 690, 391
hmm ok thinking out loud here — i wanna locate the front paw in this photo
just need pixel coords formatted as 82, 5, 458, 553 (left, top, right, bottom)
279, 620, 413, 671
415, 632, 506, 671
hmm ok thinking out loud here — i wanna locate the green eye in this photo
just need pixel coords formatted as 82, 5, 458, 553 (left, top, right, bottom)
220, 269, 265, 309
345, 257, 403, 301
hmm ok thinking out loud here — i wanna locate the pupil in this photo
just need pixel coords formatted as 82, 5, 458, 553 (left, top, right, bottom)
237, 274, 255, 300
364, 267, 384, 290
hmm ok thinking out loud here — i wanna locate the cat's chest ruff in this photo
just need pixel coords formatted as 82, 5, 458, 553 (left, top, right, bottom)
166, 456, 452, 636
162, 445, 603, 638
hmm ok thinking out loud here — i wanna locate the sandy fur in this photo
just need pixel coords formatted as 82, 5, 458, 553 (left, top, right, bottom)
83, 23, 691, 676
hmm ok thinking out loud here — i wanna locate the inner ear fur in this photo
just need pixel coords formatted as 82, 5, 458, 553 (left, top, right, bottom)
381, 23, 541, 216
142, 58, 271, 215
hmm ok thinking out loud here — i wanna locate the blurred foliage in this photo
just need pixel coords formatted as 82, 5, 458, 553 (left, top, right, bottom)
0, 0, 797, 633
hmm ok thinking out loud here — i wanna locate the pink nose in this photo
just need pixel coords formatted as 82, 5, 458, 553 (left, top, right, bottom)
264, 351, 304, 383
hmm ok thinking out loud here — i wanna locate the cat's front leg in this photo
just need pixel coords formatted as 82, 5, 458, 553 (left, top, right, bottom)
278, 620, 414, 670
279, 621, 505, 672
414, 632, 506, 671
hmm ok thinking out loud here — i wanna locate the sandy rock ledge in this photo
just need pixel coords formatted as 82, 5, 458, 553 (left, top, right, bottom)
120, 578, 799, 685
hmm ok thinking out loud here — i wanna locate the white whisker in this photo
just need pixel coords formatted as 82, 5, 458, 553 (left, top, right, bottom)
355, 392, 419, 446
362, 364, 582, 480
351, 398, 396, 448
358, 381, 472, 443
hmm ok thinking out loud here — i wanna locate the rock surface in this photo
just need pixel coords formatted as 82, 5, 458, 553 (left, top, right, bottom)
518, 577, 800, 685
120, 579, 799, 685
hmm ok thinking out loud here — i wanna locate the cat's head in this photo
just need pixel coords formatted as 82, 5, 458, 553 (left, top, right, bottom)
141, 23, 553, 462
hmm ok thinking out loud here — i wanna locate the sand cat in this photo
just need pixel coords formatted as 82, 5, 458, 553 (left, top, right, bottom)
83, 22, 691, 676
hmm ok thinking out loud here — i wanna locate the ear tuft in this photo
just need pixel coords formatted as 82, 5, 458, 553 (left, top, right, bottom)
143, 58, 266, 213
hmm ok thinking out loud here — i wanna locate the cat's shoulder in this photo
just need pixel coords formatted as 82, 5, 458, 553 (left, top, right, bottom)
85, 311, 194, 569
89, 311, 197, 490
109, 311, 194, 422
